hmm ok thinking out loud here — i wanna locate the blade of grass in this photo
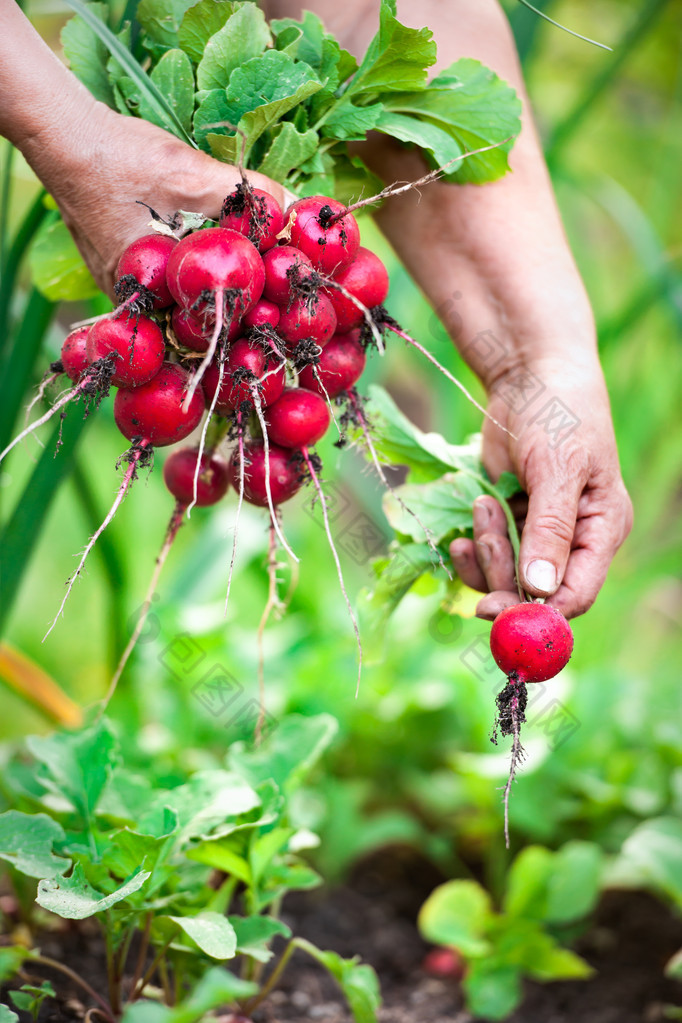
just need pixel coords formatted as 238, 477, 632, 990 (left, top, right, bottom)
71, 458, 128, 671
0, 142, 14, 270
0, 287, 55, 458
546, 0, 668, 161
0, 411, 90, 639
63, 0, 196, 147
0, 191, 49, 351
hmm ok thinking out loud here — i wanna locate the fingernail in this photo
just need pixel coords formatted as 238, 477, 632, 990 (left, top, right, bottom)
473, 500, 491, 531
525, 559, 557, 594
450, 540, 468, 561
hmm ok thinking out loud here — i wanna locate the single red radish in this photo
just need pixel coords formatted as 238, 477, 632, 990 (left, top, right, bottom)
220, 183, 284, 253
231, 441, 302, 507
287, 196, 360, 274
266, 387, 331, 448
165, 226, 264, 320
262, 245, 314, 305
422, 948, 465, 981
163, 448, 230, 507
490, 602, 574, 684
277, 293, 337, 349
202, 338, 286, 413
326, 247, 390, 332
243, 298, 280, 331
87, 313, 165, 388
298, 331, 366, 397
61, 326, 91, 383
114, 233, 177, 310
114, 362, 204, 446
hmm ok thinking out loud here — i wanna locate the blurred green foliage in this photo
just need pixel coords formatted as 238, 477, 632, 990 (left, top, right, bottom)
0, 0, 680, 962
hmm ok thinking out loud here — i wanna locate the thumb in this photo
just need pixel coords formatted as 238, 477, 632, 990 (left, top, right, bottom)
518, 472, 584, 597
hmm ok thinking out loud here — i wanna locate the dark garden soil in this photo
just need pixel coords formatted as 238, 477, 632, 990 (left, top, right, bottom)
3, 846, 682, 1023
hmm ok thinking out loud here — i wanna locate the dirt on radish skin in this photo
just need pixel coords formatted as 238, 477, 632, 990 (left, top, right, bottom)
114, 233, 177, 310
113, 362, 205, 446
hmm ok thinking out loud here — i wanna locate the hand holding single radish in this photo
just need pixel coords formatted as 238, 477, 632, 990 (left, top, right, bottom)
450, 356, 633, 619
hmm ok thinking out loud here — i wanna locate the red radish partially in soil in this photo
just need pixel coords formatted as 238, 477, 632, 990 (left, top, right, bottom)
86, 313, 165, 388
286, 196, 360, 274
490, 602, 574, 846
114, 232, 177, 310
113, 362, 205, 446
220, 183, 284, 253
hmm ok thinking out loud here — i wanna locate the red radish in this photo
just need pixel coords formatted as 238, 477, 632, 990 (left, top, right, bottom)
114, 233, 177, 309
163, 448, 230, 507
61, 326, 91, 383
422, 948, 465, 981
165, 227, 264, 320
490, 603, 574, 684
243, 298, 280, 330
287, 196, 360, 275
277, 293, 337, 349
171, 305, 241, 352
86, 314, 165, 388
202, 338, 286, 413
220, 184, 284, 253
326, 247, 390, 331
114, 363, 204, 446
299, 331, 366, 397
262, 245, 314, 305
231, 441, 302, 507
265, 387, 330, 449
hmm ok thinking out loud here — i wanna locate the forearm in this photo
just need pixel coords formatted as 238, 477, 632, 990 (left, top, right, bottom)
268, 0, 598, 387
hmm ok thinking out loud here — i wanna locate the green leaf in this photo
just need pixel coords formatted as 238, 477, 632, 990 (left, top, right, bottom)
544, 841, 603, 924
524, 941, 594, 982
136, 0, 197, 50
138, 770, 261, 840
258, 123, 319, 182
332, 153, 384, 207
320, 100, 384, 141
375, 110, 462, 165
121, 1003, 171, 1023
100, 820, 178, 883
296, 940, 381, 1023
619, 817, 682, 909
0, 947, 27, 985
8, 981, 56, 1018
418, 880, 493, 957
27, 718, 118, 822
383, 59, 521, 184
169, 968, 257, 1023
178, 0, 236, 63
0, 811, 70, 879
228, 915, 292, 963
194, 90, 232, 151
150, 50, 195, 134
383, 474, 490, 544
0, 1007, 19, 1023
196, 4, 271, 91
228, 713, 338, 795
504, 845, 554, 919
349, 1, 436, 96
463, 962, 522, 1021
37, 863, 150, 919
28, 219, 98, 302
62, 0, 195, 145
60, 3, 115, 106
167, 912, 237, 959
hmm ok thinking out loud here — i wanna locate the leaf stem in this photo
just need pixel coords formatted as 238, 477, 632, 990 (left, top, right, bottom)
28, 955, 115, 1023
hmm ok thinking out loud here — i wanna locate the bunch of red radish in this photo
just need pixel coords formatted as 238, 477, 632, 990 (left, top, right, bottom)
56, 186, 388, 520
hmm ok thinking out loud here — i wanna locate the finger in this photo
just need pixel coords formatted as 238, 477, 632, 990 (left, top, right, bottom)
450, 538, 488, 592
475, 590, 519, 621
519, 465, 586, 598
472, 495, 508, 541
476, 531, 517, 594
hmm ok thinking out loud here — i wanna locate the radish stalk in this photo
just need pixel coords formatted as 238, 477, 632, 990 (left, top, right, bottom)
182, 288, 224, 412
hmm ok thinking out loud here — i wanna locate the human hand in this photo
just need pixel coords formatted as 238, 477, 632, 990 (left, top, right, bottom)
450, 354, 633, 619
21, 99, 290, 299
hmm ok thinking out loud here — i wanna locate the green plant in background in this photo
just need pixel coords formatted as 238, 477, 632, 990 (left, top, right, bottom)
418, 841, 602, 1019
0, 714, 380, 1021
